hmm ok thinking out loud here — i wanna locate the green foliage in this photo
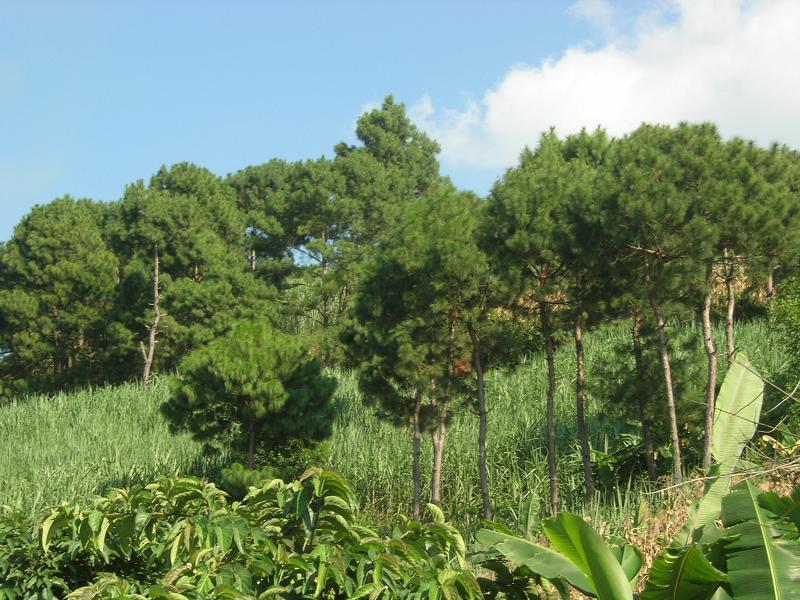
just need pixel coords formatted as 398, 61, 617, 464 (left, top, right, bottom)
0, 196, 117, 393
226, 97, 444, 363
105, 163, 274, 378
542, 513, 635, 598
482, 482, 800, 600
589, 320, 710, 474
334, 95, 442, 242
0, 377, 223, 519
162, 321, 337, 467
642, 546, 728, 600
770, 276, 800, 379
479, 351, 798, 600
677, 354, 764, 546
347, 186, 487, 421
479, 517, 639, 599
6, 470, 799, 599
219, 462, 276, 500
2, 319, 783, 529
719, 481, 800, 599
0, 471, 481, 599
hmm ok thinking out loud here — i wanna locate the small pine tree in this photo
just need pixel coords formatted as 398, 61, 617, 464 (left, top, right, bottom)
162, 321, 337, 469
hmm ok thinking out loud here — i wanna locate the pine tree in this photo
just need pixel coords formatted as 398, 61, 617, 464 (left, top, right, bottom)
163, 321, 336, 469
346, 186, 489, 516
105, 163, 274, 378
0, 197, 117, 392
486, 131, 570, 512
607, 124, 712, 482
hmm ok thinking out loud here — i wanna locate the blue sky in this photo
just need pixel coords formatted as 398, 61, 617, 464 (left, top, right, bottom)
0, 1, 607, 240
2, 1, 799, 242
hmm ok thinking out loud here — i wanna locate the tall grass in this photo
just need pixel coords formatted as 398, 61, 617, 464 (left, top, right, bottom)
0, 318, 789, 533
0, 379, 226, 519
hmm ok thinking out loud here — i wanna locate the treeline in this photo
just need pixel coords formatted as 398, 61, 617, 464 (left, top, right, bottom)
1, 96, 799, 516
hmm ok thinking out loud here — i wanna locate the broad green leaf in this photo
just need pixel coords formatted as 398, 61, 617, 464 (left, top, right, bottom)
711, 355, 763, 467
350, 583, 385, 599
114, 513, 136, 556
543, 513, 633, 600
215, 518, 234, 553
170, 532, 182, 565
641, 545, 727, 600
609, 543, 643, 586
148, 586, 190, 600
314, 563, 328, 598
96, 516, 110, 555
40, 511, 59, 553
427, 502, 446, 524
477, 528, 594, 595
87, 509, 103, 533
720, 480, 800, 599
676, 355, 764, 546
758, 491, 800, 530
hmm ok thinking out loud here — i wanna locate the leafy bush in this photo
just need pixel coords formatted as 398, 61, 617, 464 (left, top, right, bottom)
218, 462, 276, 500
770, 276, 800, 348
0, 470, 480, 599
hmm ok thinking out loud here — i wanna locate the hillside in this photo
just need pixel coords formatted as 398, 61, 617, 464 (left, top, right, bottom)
1, 318, 784, 531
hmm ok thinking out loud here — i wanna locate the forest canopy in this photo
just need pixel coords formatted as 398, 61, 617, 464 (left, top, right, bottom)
1, 96, 799, 516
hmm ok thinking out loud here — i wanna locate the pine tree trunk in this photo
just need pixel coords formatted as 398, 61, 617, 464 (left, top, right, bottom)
724, 250, 736, 365
701, 261, 718, 470
412, 392, 422, 519
337, 283, 350, 321
468, 321, 492, 520
430, 419, 447, 506
650, 294, 683, 482
247, 420, 256, 470
767, 264, 776, 297
632, 312, 657, 482
321, 254, 330, 330
140, 245, 161, 393
430, 313, 455, 507
540, 302, 559, 513
574, 294, 594, 501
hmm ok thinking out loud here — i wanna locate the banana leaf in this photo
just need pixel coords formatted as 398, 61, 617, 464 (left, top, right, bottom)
641, 545, 727, 600
719, 480, 800, 599
675, 355, 764, 546
542, 513, 633, 600
476, 528, 594, 595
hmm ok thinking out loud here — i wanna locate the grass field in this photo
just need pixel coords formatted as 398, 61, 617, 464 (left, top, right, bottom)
1, 318, 788, 531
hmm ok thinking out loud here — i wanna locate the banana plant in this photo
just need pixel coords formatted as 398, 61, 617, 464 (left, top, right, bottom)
675, 355, 764, 547
718, 480, 800, 599
477, 513, 641, 599
639, 355, 767, 599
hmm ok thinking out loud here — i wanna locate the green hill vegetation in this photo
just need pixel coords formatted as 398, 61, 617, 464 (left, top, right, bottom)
1, 320, 786, 528
2, 97, 800, 597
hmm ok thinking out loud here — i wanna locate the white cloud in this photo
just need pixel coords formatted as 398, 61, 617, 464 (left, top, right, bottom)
569, 0, 616, 37
412, 0, 800, 172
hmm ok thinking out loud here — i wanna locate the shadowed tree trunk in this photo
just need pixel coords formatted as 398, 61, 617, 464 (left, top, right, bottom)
701, 261, 718, 469
430, 406, 448, 506
139, 245, 161, 393
724, 249, 737, 365
650, 294, 683, 482
767, 264, 777, 297
540, 301, 559, 513
412, 391, 422, 519
632, 312, 657, 482
574, 289, 594, 501
468, 320, 492, 520
431, 314, 457, 506
247, 420, 256, 470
